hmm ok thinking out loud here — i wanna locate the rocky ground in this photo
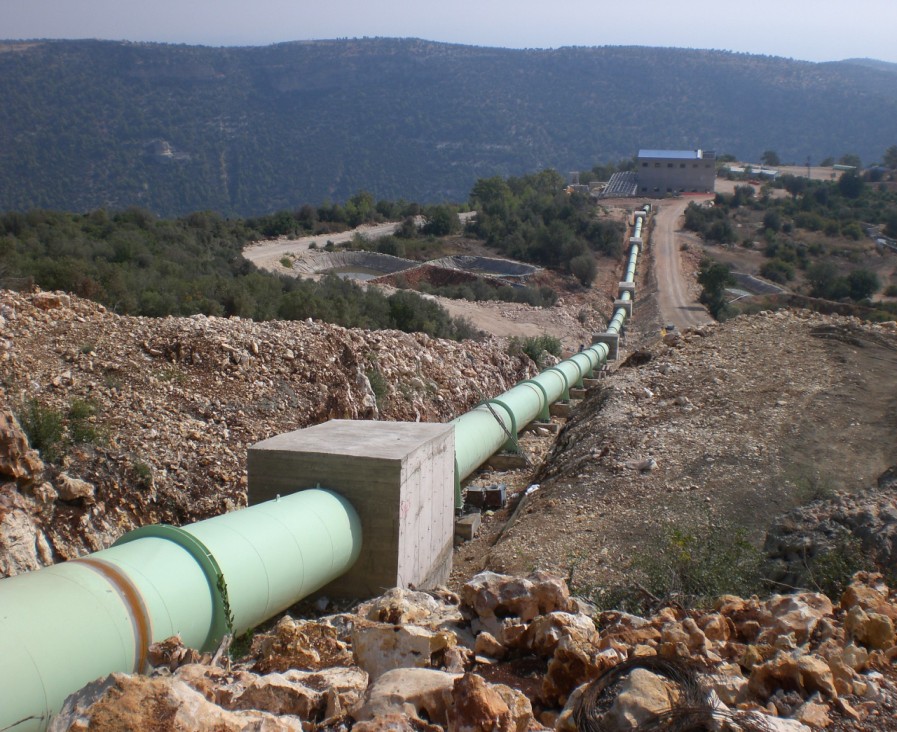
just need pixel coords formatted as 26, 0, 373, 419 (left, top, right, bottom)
3, 208, 897, 728
51, 571, 897, 731
0, 289, 536, 573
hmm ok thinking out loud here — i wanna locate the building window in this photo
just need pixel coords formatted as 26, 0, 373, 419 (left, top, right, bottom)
680, 163, 686, 168
667, 163, 674, 168
642, 162, 648, 167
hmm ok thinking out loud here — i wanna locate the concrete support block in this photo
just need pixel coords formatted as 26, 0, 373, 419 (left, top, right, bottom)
569, 387, 587, 400
247, 420, 455, 598
613, 299, 633, 318
618, 281, 636, 298
523, 420, 560, 435
455, 513, 481, 542
549, 402, 573, 418
629, 237, 642, 247
593, 332, 619, 361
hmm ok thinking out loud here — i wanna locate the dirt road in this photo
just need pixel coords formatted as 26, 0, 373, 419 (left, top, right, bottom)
652, 199, 715, 329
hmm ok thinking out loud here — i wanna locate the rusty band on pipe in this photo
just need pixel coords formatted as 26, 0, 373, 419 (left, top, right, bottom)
73, 556, 152, 673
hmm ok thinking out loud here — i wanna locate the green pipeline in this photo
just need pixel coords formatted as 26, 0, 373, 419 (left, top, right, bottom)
0, 488, 361, 732
451, 227, 642, 502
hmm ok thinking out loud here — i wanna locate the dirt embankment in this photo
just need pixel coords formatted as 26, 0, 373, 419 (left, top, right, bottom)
453, 310, 897, 592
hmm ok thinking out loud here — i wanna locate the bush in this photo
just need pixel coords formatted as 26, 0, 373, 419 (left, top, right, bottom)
509, 335, 562, 369
68, 398, 103, 445
588, 520, 763, 614
760, 259, 795, 283
365, 365, 388, 409
16, 399, 64, 462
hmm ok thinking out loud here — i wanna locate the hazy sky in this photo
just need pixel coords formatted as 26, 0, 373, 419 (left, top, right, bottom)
2, 0, 896, 64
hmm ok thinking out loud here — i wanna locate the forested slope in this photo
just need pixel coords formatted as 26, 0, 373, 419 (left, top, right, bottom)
1, 38, 896, 215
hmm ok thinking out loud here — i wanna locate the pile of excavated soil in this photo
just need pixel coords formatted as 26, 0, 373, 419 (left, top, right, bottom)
0, 289, 536, 573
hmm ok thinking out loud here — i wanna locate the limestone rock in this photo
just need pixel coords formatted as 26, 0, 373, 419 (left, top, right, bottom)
0, 485, 54, 575
0, 410, 44, 480
521, 612, 596, 656
844, 606, 896, 650
232, 667, 367, 719
757, 593, 833, 646
352, 667, 460, 726
357, 587, 462, 628
49, 672, 304, 731
446, 673, 513, 732
460, 571, 572, 624
794, 694, 832, 728
55, 472, 96, 503
251, 616, 353, 673
353, 622, 457, 680
600, 668, 681, 731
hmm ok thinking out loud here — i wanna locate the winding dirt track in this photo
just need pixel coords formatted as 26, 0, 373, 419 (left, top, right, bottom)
652, 199, 714, 329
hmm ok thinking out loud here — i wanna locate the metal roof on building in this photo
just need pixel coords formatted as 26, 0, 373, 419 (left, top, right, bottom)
638, 149, 704, 160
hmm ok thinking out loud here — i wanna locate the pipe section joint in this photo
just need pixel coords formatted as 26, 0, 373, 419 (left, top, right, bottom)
114, 524, 231, 651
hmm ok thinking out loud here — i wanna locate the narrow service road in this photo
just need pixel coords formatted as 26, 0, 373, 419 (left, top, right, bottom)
652, 199, 714, 329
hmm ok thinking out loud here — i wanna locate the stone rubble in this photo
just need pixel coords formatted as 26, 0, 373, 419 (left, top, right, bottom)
49, 571, 897, 730
0, 289, 534, 575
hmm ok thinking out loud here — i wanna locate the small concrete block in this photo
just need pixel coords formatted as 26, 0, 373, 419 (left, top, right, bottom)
455, 513, 481, 541
247, 420, 455, 598
523, 421, 560, 435
486, 453, 528, 471
582, 378, 600, 388
613, 299, 633, 317
569, 387, 587, 400
483, 484, 506, 509
629, 237, 643, 246
549, 402, 572, 418
465, 485, 486, 508
593, 332, 619, 360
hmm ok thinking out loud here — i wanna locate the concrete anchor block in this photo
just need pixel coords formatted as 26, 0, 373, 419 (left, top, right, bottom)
248, 420, 455, 597
569, 387, 587, 400
593, 332, 619, 361
618, 281, 636, 298
613, 299, 633, 318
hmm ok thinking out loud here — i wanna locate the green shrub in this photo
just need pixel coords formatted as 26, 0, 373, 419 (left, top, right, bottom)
511, 334, 562, 369
800, 536, 871, 601
586, 520, 763, 614
365, 365, 388, 409
68, 398, 103, 445
17, 399, 64, 462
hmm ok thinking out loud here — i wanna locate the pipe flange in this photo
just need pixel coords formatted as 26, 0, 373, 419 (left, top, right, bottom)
114, 525, 231, 651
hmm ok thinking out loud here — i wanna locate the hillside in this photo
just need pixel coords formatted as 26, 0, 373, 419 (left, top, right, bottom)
1, 39, 897, 215
3, 290, 897, 730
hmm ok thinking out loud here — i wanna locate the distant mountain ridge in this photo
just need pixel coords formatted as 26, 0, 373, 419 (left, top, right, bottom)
1, 38, 896, 216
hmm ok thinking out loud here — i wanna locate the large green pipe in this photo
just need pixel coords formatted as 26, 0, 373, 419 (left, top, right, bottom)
0, 488, 361, 732
451, 216, 643, 500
